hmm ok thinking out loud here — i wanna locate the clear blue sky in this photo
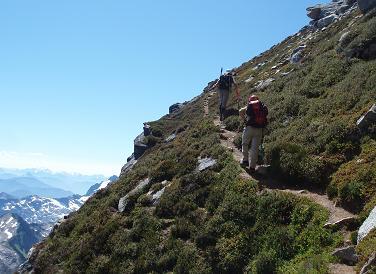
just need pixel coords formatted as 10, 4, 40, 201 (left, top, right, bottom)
0, 0, 318, 176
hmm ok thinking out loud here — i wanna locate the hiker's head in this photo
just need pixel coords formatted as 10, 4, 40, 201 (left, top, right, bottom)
249, 95, 259, 103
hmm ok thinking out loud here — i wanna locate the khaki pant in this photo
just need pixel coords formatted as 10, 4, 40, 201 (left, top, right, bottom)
242, 126, 263, 168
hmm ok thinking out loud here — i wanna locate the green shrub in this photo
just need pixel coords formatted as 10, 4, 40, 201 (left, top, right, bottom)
149, 160, 177, 183
233, 133, 242, 150
246, 249, 278, 274
224, 116, 241, 131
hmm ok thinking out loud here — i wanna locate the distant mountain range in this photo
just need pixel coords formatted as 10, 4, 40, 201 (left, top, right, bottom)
0, 175, 118, 274
0, 168, 106, 195
0, 177, 74, 199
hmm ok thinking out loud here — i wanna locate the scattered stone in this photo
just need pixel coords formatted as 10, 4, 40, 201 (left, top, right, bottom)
317, 14, 339, 29
332, 246, 358, 265
360, 253, 376, 274
245, 76, 254, 83
252, 61, 268, 71
118, 178, 151, 212
165, 133, 177, 143
254, 78, 275, 91
281, 69, 295, 77
148, 180, 173, 206
324, 217, 357, 229
196, 158, 217, 172
297, 190, 308, 194
357, 0, 376, 13
357, 104, 376, 129
358, 206, 376, 244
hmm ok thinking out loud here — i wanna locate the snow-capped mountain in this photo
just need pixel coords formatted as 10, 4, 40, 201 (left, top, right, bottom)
0, 195, 88, 235
85, 175, 118, 196
0, 213, 41, 274
0, 175, 118, 273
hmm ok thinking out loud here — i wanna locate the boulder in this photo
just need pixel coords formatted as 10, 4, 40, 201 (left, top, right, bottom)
357, 0, 376, 13
134, 132, 148, 160
332, 246, 359, 265
118, 178, 151, 212
357, 104, 376, 129
121, 155, 137, 176
165, 133, 177, 143
143, 123, 151, 136
196, 158, 217, 172
147, 181, 172, 206
290, 52, 303, 64
254, 78, 275, 91
307, 5, 323, 20
317, 14, 339, 28
360, 253, 376, 274
245, 76, 254, 83
358, 206, 376, 243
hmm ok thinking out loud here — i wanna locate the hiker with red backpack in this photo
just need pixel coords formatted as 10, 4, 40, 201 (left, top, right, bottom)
240, 95, 268, 173
212, 69, 239, 121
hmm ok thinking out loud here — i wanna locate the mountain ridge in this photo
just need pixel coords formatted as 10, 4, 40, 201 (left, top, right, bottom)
19, 1, 376, 273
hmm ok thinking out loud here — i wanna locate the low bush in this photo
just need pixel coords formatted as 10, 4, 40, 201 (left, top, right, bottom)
223, 116, 241, 131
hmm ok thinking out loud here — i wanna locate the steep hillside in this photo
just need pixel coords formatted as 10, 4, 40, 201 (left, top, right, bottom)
22, 2, 375, 274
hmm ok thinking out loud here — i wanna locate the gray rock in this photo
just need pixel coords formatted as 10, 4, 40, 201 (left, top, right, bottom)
118, 178, 151, 212
134, 132, 149, 160
121, 155, 137, 176
165, 133, 177, 143
254, 78, 275, 91
307, 5, 323, 20
196, 158, 217, 172
290, 52, 303, 64
358, 206, 376, 243
317, 14, 339, 28
360, 253, 376, 274
148, 181, 172, 206
323, 217, 357, 229
245, 76, 254, 83
357, 0, 376, 13
357, 104, 376, 129
281, 69, 295, 77
143, 123, 151, 136
332, 246, 359, 265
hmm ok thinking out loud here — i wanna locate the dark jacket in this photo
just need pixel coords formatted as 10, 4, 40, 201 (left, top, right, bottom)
246, 101, 268, 128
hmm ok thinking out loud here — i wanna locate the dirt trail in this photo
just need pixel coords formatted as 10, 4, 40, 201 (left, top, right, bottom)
205, 93, 356, 222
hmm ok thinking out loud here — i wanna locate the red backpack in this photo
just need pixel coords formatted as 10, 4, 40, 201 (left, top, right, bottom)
250, 102, 268, 127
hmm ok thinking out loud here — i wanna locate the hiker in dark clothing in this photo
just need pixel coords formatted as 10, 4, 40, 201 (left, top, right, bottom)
212, 70, 239, 121
240, 95, 268, 172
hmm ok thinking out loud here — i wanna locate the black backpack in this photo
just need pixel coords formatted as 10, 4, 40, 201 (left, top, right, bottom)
218, 75, 232, 90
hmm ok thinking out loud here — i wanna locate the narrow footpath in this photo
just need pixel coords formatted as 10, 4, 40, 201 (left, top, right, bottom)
204, 92, 357, 274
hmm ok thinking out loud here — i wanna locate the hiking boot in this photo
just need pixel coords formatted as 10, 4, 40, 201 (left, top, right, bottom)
240, 161, 249, 168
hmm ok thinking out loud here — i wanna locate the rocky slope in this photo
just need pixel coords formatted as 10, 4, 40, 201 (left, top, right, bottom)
20, 1, 376, 273
0, 214, 41, 274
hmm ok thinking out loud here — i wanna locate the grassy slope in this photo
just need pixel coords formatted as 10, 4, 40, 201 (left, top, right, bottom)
30, 8, 375, 274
